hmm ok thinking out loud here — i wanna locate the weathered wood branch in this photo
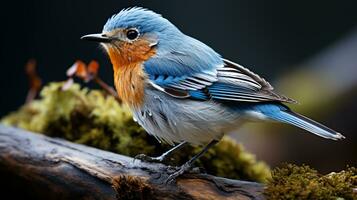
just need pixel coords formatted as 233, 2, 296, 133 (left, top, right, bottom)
0, 125, 264, 200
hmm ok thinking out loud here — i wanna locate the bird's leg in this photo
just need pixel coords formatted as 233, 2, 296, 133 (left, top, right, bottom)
165, 139, 219, 184
135, 141, 188, 163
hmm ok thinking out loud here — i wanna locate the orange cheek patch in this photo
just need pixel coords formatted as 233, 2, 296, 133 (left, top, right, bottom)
122, 39, 156, 62
107, 39, 156, 70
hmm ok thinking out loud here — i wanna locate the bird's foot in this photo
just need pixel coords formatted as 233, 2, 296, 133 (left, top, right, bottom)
134, 153, 166, 163
165, 162, 192, 184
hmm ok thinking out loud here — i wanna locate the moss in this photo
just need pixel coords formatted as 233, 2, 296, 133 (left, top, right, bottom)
113, 175, 155, 200
1, 82, 270, 182
194, 137, 270, 182
264, 163, 357, 200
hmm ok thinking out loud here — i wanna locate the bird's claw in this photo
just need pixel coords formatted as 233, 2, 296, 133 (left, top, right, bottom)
165, 162, 192, 184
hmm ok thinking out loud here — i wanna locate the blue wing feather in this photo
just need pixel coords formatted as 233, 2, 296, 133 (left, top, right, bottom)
146, 59, 296, 103
144, 35, 295, 103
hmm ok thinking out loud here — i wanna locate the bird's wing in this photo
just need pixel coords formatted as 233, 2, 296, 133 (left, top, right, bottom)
210, 59, 297, 103
145, 58, 296, 103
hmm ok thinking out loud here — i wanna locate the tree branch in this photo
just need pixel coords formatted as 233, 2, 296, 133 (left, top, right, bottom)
0, 125, 264, 200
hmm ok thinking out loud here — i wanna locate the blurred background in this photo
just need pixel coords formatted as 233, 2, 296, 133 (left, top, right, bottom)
0, 0, 356, 173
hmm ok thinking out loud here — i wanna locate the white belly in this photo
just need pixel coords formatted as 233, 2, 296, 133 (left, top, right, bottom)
132, 89, 244, 145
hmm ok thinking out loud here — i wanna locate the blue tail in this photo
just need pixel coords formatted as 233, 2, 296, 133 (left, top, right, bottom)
253, 104, 345, 140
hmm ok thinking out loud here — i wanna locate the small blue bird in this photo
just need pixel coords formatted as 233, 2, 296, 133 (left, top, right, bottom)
81, 7, 344, 183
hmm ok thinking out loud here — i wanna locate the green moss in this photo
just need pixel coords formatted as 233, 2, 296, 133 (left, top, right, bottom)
1, 82, 270, 182
264, 163, 357, 200
194, 137, 270, 182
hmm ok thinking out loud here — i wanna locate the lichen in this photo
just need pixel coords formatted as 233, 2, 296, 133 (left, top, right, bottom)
264, 163, 357, 200
1, 82, 271, 182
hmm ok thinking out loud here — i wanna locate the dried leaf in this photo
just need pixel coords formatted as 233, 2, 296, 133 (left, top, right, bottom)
66, 63, 79, 77
25, 59, 42, 103
63, 59, 120, 101
61, 78, 74, 91
74, 60, 88, 80
87, 60, 99, 76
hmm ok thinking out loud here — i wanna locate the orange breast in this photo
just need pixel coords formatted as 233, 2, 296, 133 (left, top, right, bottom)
108, 47, 149, 108
106, 38, 156, 108
114, 63, 147, 108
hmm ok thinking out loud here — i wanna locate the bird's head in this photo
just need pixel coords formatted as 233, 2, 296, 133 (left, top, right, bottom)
81, 7, 183, 66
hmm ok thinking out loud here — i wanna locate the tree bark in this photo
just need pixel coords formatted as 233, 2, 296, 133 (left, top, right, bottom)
0, 125, 265, 200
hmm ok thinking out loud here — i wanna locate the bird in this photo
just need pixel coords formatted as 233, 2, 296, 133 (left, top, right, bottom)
81, 7, 345, 183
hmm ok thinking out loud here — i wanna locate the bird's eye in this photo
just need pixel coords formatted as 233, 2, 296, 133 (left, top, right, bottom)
126, 29, 139, 40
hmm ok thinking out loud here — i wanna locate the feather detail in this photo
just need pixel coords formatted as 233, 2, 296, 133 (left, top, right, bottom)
255, 104, 345, 140
148, 57, 297, 104
221, 59, 297, 104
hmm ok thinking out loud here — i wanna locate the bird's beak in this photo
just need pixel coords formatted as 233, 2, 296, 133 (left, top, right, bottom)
80, 33, 112, 43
